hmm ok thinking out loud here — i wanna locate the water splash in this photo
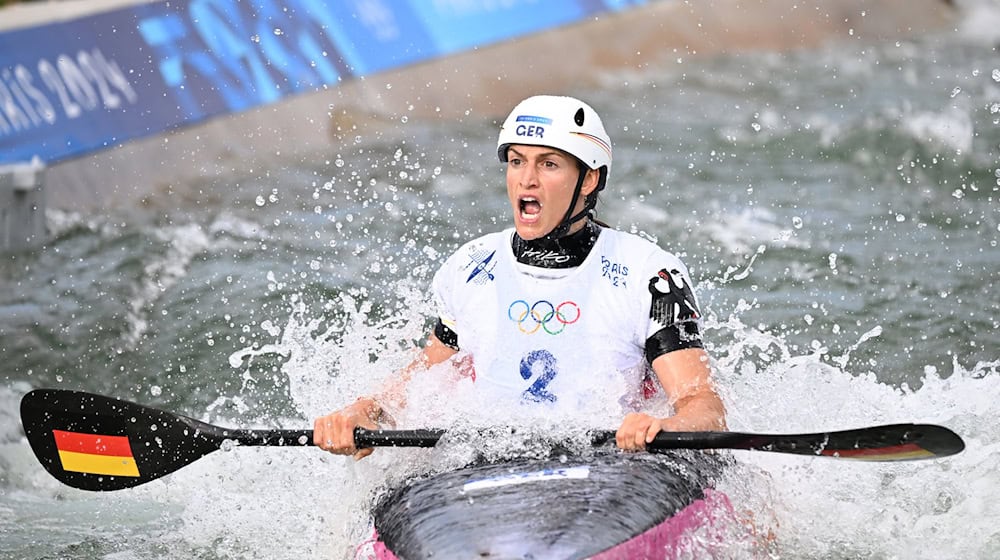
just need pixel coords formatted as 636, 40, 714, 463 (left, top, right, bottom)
123, 223, 212, 350
175, 275, 1000, 559
707, 308, 1000, 559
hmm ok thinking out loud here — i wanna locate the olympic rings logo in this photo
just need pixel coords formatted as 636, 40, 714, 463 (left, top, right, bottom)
507, 300, 581, 335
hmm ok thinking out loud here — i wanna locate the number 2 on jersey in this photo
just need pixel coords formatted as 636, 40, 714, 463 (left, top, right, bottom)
519, 349, 558, 403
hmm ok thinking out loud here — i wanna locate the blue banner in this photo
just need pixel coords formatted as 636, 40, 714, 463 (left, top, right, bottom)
0, 0, 648, 165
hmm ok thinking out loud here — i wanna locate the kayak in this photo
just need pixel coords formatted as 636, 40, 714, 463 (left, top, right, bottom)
368, 448, 736, 559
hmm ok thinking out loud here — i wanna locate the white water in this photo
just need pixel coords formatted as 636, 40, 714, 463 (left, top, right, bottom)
87, 280, 991, 560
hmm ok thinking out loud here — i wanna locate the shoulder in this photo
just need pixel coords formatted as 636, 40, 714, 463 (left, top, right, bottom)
599, 229, 687, 269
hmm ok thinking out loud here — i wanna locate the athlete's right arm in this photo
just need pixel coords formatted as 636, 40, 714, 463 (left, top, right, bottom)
313, 332, 458, 460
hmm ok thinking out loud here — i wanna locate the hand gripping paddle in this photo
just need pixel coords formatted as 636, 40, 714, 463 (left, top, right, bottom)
20, 389, 965, 491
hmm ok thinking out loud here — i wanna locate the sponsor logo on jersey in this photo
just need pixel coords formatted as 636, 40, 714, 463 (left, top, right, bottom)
520, 248, 572, 265
464, 249, 497, 284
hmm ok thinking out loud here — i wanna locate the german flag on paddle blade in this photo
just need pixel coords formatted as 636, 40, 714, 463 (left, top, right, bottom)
820, 442, 934, 461
22, 388, 233, 491
52, 429, 140, 477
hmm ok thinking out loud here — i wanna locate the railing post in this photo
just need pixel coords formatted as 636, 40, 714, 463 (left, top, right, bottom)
0, 158, 46, 251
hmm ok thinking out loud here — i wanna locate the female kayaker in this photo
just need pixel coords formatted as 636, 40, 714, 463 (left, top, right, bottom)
314, 95, 727, 459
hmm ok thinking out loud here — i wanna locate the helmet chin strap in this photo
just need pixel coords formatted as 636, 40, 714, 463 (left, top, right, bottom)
540, 165, 595, 241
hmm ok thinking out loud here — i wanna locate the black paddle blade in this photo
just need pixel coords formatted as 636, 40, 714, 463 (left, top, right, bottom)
20, 389, 228, 491
645, 423, 965, 461
791, 423, 965, 460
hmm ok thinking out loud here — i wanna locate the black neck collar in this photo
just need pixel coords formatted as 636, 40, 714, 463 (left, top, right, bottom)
512, 221, 602, 268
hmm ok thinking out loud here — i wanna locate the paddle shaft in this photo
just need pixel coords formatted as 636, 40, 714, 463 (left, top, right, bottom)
220, 428, 775, 450
231, 427, 910, 452
343, 425, 964, 460
224, 428, 446, 448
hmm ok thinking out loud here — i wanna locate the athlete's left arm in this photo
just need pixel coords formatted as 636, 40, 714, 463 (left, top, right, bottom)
617, 348, 727, 450
616, 254, 727, 450
651, 348, 727, 431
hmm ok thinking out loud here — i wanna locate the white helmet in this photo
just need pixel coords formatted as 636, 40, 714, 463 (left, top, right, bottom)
497, 95, 612, 177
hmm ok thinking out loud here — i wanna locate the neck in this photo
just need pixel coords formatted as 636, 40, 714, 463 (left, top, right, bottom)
512, 220, 602, 268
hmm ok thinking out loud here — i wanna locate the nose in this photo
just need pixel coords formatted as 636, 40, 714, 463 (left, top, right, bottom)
515, 163, 539, 188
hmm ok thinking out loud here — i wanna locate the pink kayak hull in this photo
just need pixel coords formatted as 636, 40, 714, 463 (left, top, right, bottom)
369, 488, 736, 559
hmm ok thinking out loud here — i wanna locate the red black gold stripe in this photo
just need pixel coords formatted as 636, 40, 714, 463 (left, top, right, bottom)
53, 430, 140, 477
821, 443, 932, 461
569, 131, 613, 159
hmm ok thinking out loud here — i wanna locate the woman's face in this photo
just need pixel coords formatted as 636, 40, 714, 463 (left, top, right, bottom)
505, 144, 599, 240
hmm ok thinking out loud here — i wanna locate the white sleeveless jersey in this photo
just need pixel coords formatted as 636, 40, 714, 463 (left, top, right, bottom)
431, 227, 699, 415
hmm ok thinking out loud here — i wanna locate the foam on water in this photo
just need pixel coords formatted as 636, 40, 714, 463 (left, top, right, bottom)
700, 207, 809, 258
707, 310, 1000, 559
900, 106, 975, 155
955, 0, 1000, 45
123, 223, 213, 349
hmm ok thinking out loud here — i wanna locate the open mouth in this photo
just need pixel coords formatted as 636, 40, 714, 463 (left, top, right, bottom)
519, 196, 542, 220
